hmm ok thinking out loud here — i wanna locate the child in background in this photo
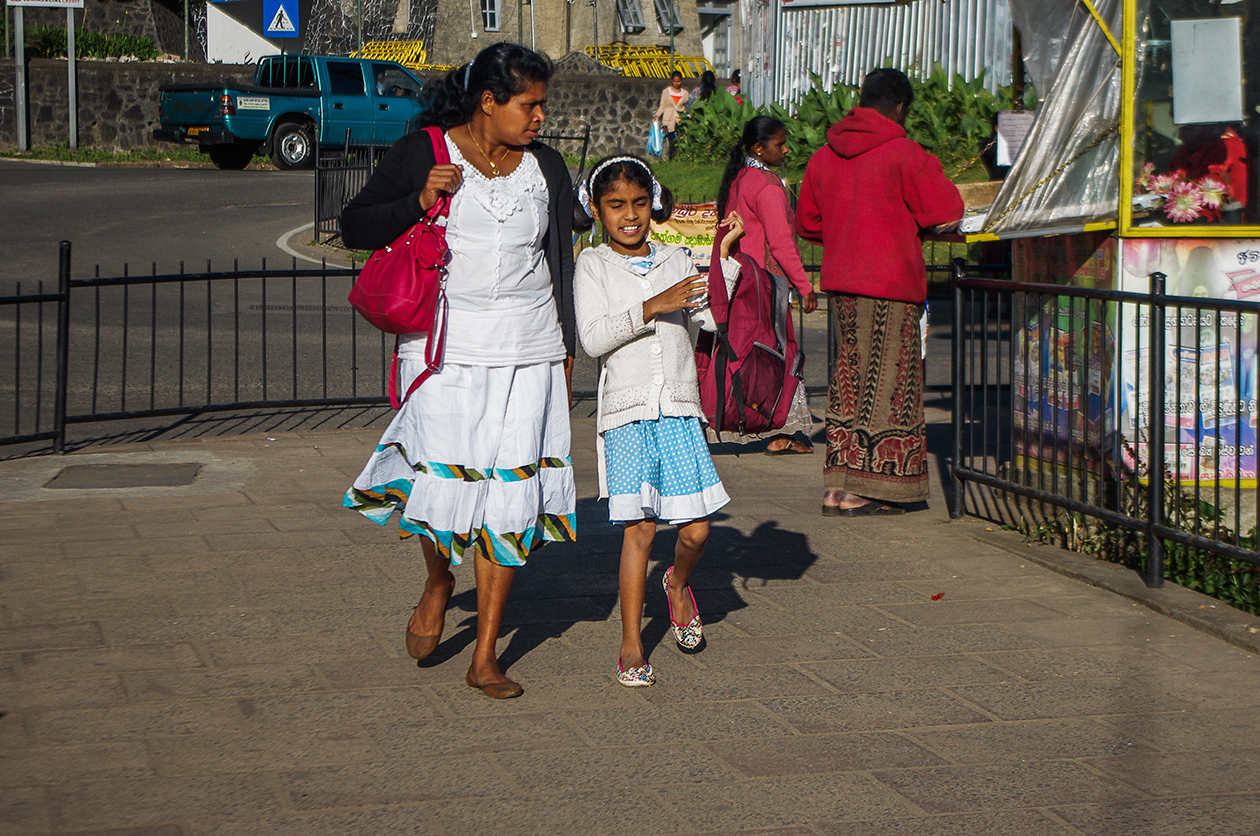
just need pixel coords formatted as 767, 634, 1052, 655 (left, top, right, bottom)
573, 155, 743, 686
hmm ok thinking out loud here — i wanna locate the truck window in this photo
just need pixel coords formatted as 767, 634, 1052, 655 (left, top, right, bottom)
372, 64, 423, 97
257, 56, 316, 89
327, 62, 366, 96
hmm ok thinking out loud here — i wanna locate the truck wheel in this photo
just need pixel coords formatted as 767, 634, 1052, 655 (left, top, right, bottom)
208, 144, 255, 170
271, 122, 314, 170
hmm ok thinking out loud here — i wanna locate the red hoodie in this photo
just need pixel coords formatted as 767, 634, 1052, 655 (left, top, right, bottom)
796, 107, 963, 304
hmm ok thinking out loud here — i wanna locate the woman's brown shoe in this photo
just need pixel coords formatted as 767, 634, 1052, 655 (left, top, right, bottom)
465, 671, 523, 699
405, 575, 454, 660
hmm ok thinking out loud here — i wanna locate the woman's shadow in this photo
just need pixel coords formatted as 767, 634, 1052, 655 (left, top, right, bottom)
417, 496, 819, 672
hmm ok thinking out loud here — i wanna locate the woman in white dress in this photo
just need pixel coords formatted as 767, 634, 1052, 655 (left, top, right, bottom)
340, 44, 576, 699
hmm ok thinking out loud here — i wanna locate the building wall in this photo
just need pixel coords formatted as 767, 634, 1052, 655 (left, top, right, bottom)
430, 0, 703, 67
0, 59, 253, 151
0, 59, 662, 158
739, 0, 1014, 108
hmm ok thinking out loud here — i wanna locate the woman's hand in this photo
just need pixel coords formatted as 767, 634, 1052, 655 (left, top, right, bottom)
644, 274, 708, 323
800, 290, 818, 314
418, 164, 463, 212
717, 211, 745, 259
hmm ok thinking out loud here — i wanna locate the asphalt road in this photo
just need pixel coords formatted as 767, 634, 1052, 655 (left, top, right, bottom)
0, 160, 315, 290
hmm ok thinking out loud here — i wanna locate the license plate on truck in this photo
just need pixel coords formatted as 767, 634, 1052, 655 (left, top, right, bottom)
187, 127, 208, 137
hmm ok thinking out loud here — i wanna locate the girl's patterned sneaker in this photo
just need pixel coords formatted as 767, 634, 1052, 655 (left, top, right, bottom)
617, 658, 655, 687
663, 567, 703, 650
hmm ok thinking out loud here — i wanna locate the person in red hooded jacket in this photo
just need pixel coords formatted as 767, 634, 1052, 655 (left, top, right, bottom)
796, 68, 963, 516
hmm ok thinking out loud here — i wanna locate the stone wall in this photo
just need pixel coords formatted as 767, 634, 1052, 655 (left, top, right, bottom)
0, 59, 250, 150
0, 59, 664, 158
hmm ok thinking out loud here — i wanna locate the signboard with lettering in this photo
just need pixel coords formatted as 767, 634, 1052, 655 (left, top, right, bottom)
6, 0, 84, 7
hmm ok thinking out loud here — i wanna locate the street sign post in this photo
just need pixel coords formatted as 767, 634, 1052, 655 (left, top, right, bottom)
263, 0, 299, 38
6, 0, 85, 150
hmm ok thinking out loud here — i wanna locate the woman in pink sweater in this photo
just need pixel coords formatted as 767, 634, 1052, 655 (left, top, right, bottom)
715, 115, 818, 454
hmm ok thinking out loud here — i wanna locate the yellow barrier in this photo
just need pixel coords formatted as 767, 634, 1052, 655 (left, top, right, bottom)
351, 40, 458, 74
584, 45, 712, 78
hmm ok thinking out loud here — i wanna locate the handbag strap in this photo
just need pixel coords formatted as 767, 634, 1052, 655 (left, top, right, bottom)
388, 126, 454, 410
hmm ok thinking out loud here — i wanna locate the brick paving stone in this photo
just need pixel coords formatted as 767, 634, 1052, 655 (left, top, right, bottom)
3, 414, 1259, 835
869, 760, 1150, 814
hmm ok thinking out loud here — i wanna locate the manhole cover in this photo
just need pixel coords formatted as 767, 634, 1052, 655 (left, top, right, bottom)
45, 463, 202, 489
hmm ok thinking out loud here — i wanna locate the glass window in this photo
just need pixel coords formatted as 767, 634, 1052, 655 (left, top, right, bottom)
1128, 0, 1257, 230
371, 64, 424, 98
653, 0, 683, 34
481, 0, 500, 32
617, 0, 646, 34
327, 62, 366, 97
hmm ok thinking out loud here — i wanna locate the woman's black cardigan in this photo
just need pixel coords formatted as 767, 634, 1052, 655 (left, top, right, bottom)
340, 130, 576, 356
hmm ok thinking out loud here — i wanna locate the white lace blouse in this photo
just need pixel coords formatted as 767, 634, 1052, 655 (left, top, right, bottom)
397, 136, 565, 366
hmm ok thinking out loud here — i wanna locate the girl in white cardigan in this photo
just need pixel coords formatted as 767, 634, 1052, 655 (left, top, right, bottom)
573, 155, 743, 687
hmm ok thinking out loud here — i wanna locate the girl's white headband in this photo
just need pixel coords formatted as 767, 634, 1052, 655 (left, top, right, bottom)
576, 156, 664, 219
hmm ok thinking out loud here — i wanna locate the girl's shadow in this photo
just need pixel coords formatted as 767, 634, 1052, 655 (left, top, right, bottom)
418, 498, 819, 672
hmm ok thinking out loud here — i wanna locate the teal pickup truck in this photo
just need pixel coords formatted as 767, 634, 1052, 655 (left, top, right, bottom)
153, 55, 428, 170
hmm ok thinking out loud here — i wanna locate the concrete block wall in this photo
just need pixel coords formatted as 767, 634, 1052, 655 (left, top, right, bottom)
0, 60, 666, 159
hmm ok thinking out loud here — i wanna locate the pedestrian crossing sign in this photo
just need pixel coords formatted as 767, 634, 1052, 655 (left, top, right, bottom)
263, 0, 299, 38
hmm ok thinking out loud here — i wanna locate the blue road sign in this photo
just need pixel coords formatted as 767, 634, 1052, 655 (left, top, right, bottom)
263, 0, 299, 38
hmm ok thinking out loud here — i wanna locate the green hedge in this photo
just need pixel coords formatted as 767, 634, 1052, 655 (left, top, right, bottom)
25, 24, 159, 61
676, 65, 1037, 183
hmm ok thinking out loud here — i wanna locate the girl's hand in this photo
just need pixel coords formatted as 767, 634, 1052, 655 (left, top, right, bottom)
644, 274, 708, 323
419, 164, 463, 212
717, 211, 745, 259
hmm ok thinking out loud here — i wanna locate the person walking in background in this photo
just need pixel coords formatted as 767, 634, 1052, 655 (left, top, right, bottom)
716, 115, 817, 455
573, 155, 743, 686
654, 71, 688, 160
340, 43, 577, 699
690, 70, 717, 106
795, 68, 963, 516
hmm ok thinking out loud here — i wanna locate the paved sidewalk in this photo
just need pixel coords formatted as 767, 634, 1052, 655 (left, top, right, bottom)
3, 405, 1260, 836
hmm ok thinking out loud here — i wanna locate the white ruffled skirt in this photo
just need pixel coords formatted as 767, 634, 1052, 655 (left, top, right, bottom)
343, 359, 576, 566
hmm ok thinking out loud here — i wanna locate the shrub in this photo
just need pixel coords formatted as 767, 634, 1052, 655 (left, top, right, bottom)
25, 24, 159, 60
676, 66, 1038, 182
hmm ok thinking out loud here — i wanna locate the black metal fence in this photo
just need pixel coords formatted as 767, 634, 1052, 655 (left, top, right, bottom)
314, 127, 593, 245
0, 243, 391, 453
951, 262, 1260, 587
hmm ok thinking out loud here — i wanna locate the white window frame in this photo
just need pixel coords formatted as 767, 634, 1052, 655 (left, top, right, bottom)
653, 0, 683, 34
481, 0, 500, 32
616, 0, 646, 34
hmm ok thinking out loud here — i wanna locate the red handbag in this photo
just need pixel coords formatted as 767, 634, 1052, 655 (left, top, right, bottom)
347, 125, 451, 408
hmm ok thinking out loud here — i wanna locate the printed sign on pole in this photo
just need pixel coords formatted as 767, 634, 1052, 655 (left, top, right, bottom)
263, 0, 299, 38
6, 0, 84, 6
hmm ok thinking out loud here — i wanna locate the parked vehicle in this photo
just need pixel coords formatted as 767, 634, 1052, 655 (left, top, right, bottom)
153, 55, 428, 170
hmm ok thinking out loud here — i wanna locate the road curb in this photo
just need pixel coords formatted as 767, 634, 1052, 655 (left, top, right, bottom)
970, 523, 1260, 655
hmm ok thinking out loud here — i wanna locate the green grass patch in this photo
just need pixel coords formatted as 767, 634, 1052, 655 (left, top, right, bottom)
0, 142, 269, 165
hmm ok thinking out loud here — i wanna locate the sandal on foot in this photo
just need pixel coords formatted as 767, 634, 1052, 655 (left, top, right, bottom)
662, 567, 703, 651
822, 500, 904, 517
765, 439, 813, 456
617, 658, 655, 687
465, 671, 524, 699
405, 577, 454, 660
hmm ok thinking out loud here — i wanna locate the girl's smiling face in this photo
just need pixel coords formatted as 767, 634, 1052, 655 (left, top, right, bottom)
596, 176, 653, 256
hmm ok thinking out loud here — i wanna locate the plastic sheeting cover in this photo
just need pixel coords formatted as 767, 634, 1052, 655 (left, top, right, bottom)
983, 0, 1123, 237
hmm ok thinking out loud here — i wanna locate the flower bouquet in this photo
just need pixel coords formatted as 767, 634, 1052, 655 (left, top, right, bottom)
1135, 162, 1233, 223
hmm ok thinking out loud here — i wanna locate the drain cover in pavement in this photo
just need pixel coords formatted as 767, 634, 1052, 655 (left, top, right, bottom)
45, 463, 202, 489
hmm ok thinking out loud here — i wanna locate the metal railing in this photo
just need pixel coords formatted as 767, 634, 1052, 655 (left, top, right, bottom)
951, 261, 1260, 588
314, 126, 593, 245
0, 243, 391, 453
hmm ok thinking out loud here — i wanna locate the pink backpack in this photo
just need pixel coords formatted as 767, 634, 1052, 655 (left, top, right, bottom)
695, 224, 805, 436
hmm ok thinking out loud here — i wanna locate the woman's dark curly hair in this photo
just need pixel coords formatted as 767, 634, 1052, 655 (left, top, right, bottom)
419, 43, 553, 131
573, 154, 675, 232
716, 115, 786, 217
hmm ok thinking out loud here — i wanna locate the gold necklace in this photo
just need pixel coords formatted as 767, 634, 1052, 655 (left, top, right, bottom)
466, 124, 509, 177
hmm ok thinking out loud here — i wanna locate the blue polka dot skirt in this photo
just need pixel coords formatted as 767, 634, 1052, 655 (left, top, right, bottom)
602, 415, 730, 524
